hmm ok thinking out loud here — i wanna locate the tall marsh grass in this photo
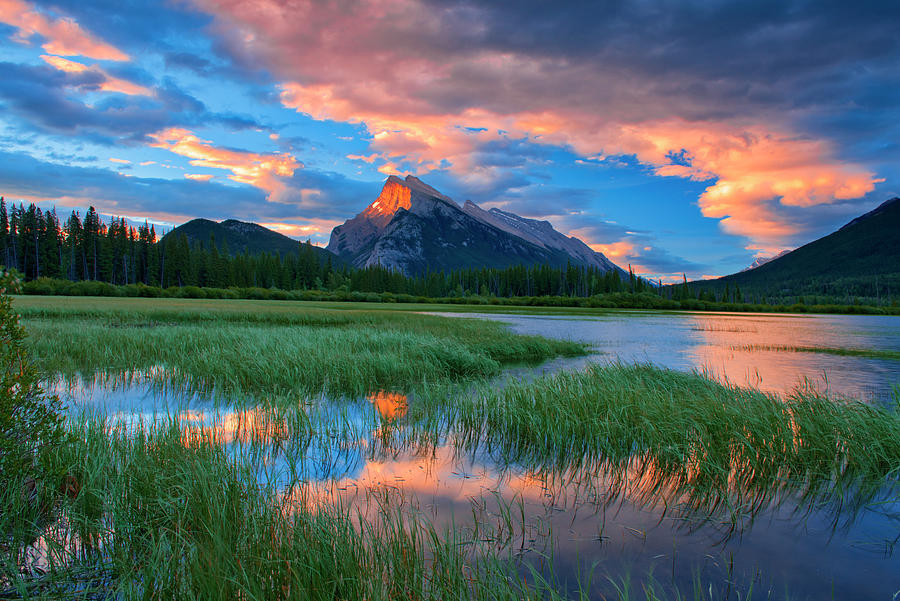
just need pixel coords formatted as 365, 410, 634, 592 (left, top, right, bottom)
447, 364, 900, 516
2, 418, 580, 601
17, 297, 585, 398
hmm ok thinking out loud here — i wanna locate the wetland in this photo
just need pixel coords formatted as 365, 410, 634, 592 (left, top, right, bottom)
3, 297, 899, 600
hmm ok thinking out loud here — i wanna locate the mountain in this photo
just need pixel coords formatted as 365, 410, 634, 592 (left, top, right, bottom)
740, 249, 790, 272
163, 218, 341, 263
461, 200, 621, 272
690, 197, 900, 301
327, 175, 622, 275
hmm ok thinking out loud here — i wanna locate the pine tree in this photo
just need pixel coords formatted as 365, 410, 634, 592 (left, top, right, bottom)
0, 198, 7, 268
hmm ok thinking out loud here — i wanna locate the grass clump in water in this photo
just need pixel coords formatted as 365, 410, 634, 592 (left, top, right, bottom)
15, 296, 585, 398
2, 417, 581, 601
449, 363, 900, 514
736, 343, 900, 361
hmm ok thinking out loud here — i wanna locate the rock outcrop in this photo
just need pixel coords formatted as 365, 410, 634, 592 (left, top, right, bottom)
327, 175, 624, 276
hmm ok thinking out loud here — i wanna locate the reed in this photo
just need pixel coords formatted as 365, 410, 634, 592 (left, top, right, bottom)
16, 297, 585, 398
445, 363, 900, 514
735, 343, 900, 361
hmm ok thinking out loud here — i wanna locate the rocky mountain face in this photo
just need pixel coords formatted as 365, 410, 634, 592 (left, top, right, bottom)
327, 175, 623, 275
462, 200, 622, 272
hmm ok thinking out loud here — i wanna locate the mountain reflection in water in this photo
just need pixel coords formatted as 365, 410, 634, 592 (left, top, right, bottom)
49, 317, 899, 601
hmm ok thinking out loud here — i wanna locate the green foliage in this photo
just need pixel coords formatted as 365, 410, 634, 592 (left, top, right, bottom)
688, 198, 900, 304
18, 296, 586, 398
0, 268, 63, 492
449, 363, 900, 508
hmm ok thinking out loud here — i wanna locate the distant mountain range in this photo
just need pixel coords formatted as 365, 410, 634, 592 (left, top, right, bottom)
163, 176, 622, 277
162, 217, 341, 264
162, 177, 898, 300
691, 197, 900, 300
740, 250, 790, 272
326, 175, 622, 275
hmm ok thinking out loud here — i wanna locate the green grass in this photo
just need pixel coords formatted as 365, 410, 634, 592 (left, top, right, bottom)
2, 415, 812, 601
736, 343, 900, 361
444, 363, 900, 515
14, 296, 586, 398
6, 295, 899, 600
1, 418, 563, 601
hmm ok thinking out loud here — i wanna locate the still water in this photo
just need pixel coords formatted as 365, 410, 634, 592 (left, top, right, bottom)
50, 309, 900, 599
437, 310, 900, 404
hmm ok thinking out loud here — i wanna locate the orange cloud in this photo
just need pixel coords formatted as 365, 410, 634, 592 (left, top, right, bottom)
588, 240, 634, 259
40, 55, 150, 96
258, 219, 341, 239
149, 128, 301, 200
108, 157, 130, 164
184, 173, 214, 182
207, 0, 883, 252
0, 0, 128, 60
346, 153, 378, 164
282, 83, 879, 250
589, 120, 881, 252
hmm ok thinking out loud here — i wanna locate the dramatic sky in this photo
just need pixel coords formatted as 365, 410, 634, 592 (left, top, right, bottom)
1, 0, 898, 280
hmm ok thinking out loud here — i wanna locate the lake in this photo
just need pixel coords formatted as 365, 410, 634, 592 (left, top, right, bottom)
435, 310, 900, 404
51, 309, 900, 599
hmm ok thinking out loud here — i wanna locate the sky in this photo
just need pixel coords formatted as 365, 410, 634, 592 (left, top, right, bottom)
1, 0, 898, 281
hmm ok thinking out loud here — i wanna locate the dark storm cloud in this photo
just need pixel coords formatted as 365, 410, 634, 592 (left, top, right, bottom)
420, 0, 900, 147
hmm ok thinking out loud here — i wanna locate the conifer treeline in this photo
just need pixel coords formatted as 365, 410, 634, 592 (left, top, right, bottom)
0, 199, 331, 290
0, 199, 648, 298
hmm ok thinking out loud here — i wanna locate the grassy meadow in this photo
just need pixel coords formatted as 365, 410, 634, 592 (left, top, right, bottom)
4, 295, 900, 600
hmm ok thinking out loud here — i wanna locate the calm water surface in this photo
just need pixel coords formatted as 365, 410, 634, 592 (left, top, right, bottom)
43, 310, 900, 599
436, 310, 900, 404
55, 370, 900, 600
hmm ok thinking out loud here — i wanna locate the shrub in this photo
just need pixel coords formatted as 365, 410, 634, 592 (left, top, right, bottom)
0, 268, 64, 494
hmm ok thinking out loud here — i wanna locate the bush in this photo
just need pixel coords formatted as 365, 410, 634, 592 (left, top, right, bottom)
65, 280, 121, 297
0, 269, 64, 493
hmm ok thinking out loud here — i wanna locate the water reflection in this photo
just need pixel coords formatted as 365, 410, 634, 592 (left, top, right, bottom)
368, 390, 408, 421
283, 429, 899, 600
435, 311, 900, 403
45, 359, 900, 600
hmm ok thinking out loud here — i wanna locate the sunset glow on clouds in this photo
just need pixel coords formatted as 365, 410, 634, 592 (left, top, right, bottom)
40, 54, 151, 96
149, 128, 300, 201
1, 0, 898, 278
0, 0, 127, 60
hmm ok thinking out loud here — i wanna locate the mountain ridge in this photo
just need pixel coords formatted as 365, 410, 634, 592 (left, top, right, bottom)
327, 175, 623, 275
163, 217, 341, 263
690, 197, 900, 300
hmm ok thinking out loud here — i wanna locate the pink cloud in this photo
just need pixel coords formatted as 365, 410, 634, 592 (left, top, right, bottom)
198, 0, 882, 252
184, 173, 214, 182
40, 55, 150, 96
258, 219, 341, 240
346, 153, 379, 164
588, 240, 635, 260
149, 127, 301, 201
0, 0, 128, 60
